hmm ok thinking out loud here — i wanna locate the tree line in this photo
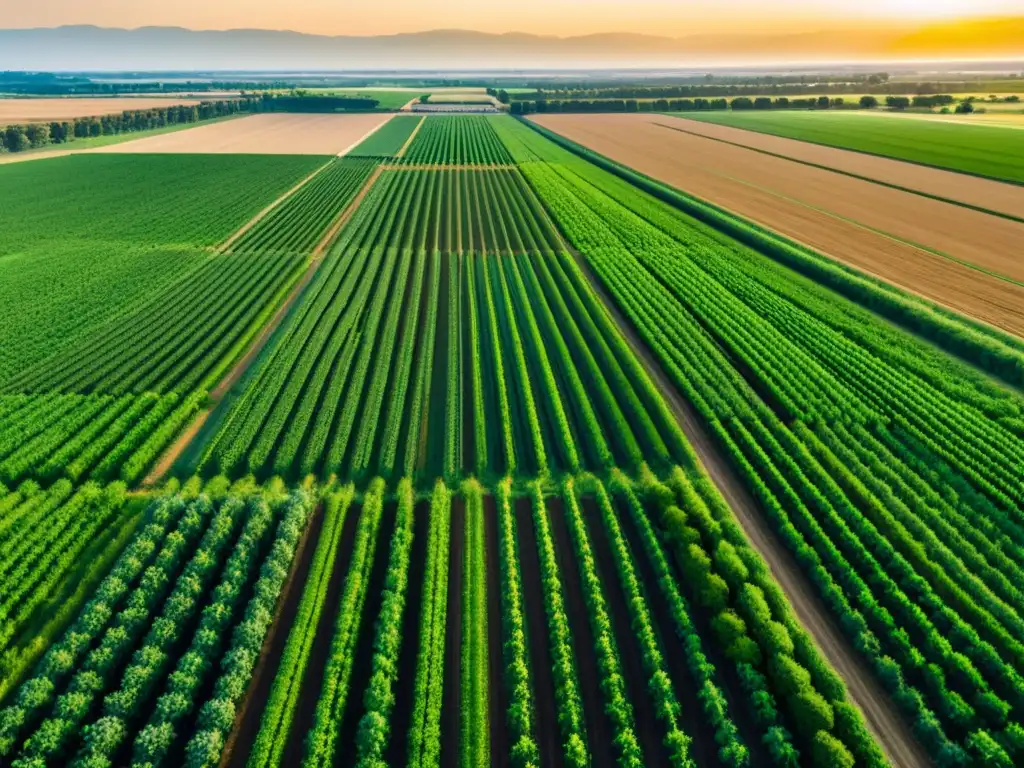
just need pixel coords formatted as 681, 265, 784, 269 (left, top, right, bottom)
510, 93, 961, 114
0, 97, 257, 153
509, 79, 1010, 101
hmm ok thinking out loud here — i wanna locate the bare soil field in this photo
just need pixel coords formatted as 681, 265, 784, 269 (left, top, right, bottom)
94, 113, 393, 155
0, 96, 204, 122
655, 114, 1024, 220
533, 113, 1024, 336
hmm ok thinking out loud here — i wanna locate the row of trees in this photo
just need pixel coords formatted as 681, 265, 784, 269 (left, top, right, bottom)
510, 98, 729, 114
485, 88, 512, 104
507, 76, 1003, 101
509, 93, 968, 114
0, 97, 255, 153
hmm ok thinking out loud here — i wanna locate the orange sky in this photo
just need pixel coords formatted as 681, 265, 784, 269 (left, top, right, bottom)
5, 0, 1021, 37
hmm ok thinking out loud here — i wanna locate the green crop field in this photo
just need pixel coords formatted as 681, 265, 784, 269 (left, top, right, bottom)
345, 116, 422, 158
0, 153, 326, 380
0, 113, 1022, 768
402, 115, 514, 165
677, 109, 1024, 183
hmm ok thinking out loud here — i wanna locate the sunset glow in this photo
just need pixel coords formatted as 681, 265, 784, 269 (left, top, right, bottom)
6, 0, 1022, 37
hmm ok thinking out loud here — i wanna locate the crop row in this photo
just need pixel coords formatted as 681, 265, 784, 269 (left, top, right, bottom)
460, 481, 490, 768
0, 483, 313, 767
507, 115, 1024, 766
301, 480, 386, 768
204, 166, 690, 483
7, 250, 305, 397
406, 481, 451, 768
247, 486, 354, 768
402, 116, 514, 166
0, 481, 139, 700
228, 159, 377, 254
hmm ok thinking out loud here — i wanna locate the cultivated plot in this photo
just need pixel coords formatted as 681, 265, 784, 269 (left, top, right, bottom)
657, 113, 1024, 220
0, 96, 205, 122
531, 112, 1024, 336
94, 113, 394, 155
680, 108, 1024, 183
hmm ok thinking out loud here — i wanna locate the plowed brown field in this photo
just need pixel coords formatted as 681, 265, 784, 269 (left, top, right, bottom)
531, 113, 1024, 338
657, 114, 1024, 220
0, 97, 204, 122
95, 113, 392, 155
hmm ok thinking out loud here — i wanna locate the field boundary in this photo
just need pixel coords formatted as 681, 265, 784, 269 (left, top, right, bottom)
217, 159, 336, 253
652, 119, 1024, 226
562, 244, 931, 768
523, 116, 1024, 383
671, 111, 1024, 189
337, 115, 395, 157
141, 167, 385, 487
396, 116, 426, 158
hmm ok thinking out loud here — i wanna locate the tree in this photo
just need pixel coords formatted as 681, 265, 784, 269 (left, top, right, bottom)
859, 95, 878, 108
886, 96, 910, 109
955, 100, 974, 114
25, 123, 50, 148
789, 690, 834, 737
811, 731, 855, 768
3, 125, 29, 152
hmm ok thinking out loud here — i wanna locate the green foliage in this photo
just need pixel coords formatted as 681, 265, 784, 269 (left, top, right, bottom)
347, 116, 423, 158
402, 116, 514, 165
460, 480, 490, 768
247, 487, 353, 768
512, 113, 1024, 766
302, 480, 386, 768
406, 480, 452, 768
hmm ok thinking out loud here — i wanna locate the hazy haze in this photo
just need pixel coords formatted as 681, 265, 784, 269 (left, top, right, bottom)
4, 0, 1021, 37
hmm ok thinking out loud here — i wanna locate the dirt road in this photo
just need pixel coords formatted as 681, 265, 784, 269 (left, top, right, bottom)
532, 114, 1024, 338
567, 247, 932, 768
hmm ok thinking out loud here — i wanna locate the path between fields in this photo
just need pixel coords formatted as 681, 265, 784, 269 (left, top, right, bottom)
565, 246, 932, 768
218, 159, 336, 253
141, 167, 384, 487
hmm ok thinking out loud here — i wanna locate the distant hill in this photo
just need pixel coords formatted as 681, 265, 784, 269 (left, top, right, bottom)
0, 21, 1022, 70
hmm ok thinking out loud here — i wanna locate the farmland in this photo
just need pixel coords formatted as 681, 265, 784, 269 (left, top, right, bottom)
95, 113, 393, 155
653, 114, 1024, 220
0, 153, 326, 379
0, 96, 206, 123
345, 115, 422, 157
530, 112, 1024, 336
0, 109, 1022, 768
678, 109, 1024, 184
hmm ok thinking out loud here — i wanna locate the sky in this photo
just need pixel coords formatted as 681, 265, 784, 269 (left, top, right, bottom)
4, 0, 1021, 37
